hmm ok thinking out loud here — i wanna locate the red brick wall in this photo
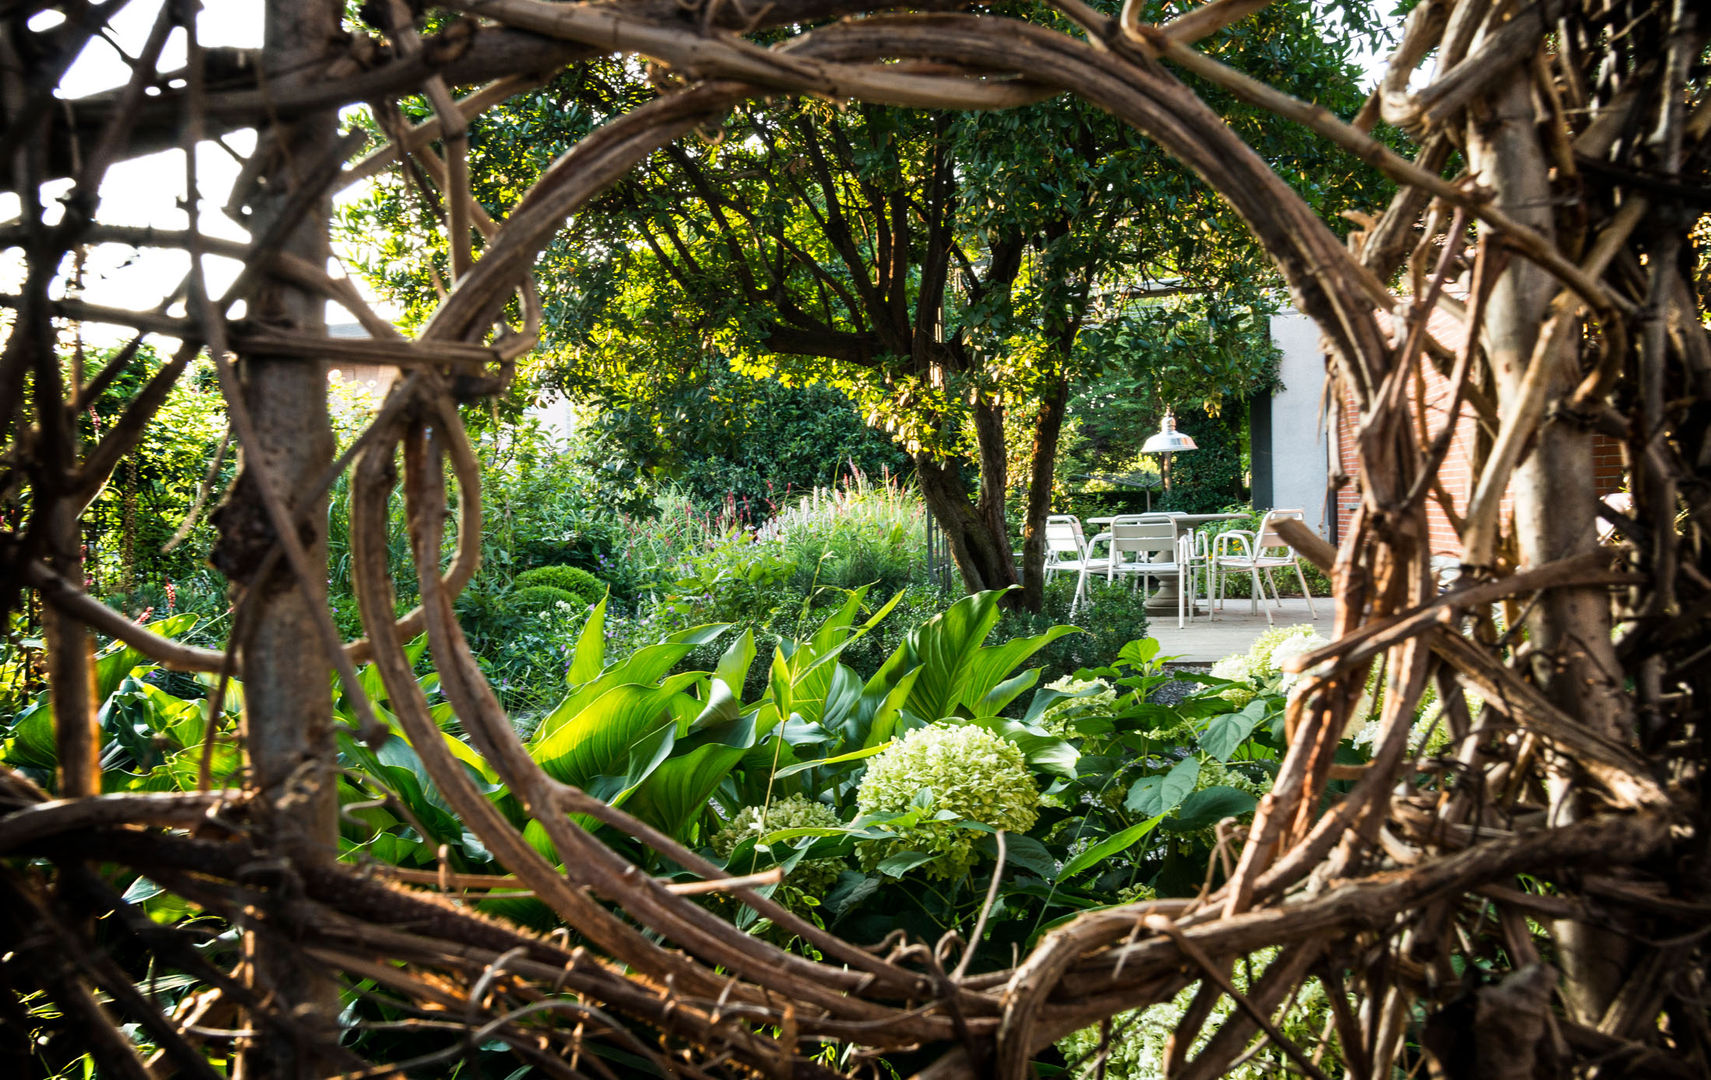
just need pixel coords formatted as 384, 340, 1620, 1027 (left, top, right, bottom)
1330, 309, 1625, 557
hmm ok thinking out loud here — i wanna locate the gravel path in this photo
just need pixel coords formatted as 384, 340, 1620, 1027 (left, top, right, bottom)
1150, 664, 1210, 706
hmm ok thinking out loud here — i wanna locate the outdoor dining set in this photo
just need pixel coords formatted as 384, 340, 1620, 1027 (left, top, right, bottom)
1042, 509, 1318, 628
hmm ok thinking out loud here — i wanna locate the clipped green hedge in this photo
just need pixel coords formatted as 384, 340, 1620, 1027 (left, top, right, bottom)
511, 585, 586, 613
515, 564, 605, 606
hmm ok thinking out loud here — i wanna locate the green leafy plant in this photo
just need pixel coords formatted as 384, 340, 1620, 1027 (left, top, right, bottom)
6, 592, 1361, 1017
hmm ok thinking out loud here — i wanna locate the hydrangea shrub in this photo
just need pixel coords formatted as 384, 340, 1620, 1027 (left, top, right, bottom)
711, 794, 847, 906
855, 725, 1039, 881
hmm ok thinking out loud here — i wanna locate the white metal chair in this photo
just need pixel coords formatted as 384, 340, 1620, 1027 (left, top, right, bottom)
1104, 519, 1194, 628
1213, 508, 1318, 625
1044, 515, 1111, 613
1181, 526, 1213, 614
1083, 512, 1176, 562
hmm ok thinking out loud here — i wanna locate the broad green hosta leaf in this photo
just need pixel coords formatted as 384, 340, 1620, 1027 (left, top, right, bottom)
624, 740, 749, 840
855, 666, 920, 750
624, 694, 762, 839
566, 596, 608, 686
819, 664, 864, 733
712, 629, 756, 700
129, 763, 187, 793
883, 590, 1078, 724
102, 677, 184, 771
2, 698, 56, 772
94, 613, 198, 703
792, 661, 864, 733
534, 623, 726, 743
135, 681, 204, 755
783, 650, 841, 731
809, 587, 870, 655
898, 590, 1008, 722
664, 684, 708, 736
688, 676, 741, 733
343, 637, 428, 716
530, 673, 704, 788
766, 588, 896, 732
522, 816, 558, 863
195, 670, 245, 716
964, 626, 1081, 716
337, 731, 470, 854
163, 742, 241, 790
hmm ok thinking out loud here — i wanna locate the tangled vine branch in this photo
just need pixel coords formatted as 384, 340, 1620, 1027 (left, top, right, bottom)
2, 0, 1706, 1077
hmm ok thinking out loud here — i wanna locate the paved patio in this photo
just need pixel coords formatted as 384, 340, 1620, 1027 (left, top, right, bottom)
1138, 596, 1333, 664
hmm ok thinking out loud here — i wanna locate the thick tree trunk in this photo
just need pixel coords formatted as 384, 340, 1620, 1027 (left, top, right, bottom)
1465, 71, 1632, 1026
971, 396, 1010, 553
916, 450, 1017, 595
1018, 374, 1069, 613
218, 1, 342, 1075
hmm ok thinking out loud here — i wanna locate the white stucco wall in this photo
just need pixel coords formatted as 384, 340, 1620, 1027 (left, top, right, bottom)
1266, 310, 1331, 536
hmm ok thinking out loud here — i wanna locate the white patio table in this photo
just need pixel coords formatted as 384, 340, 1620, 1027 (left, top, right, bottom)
1086, 512, 1248, 613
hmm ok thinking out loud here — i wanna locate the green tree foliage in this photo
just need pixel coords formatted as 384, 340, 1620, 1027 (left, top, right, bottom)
336, 0, 1389, 609
67, 347, 229, 597
568, 356, 911, 508
1013, 291, 1284, 514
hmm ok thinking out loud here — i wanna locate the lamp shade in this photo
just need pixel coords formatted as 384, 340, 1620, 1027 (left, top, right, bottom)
1140, 412, 1198, 453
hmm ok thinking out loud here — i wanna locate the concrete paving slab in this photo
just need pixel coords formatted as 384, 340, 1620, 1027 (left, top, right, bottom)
1126, 595, 1332, 664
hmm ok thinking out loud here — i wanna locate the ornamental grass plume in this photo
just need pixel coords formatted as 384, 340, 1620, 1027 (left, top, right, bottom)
855, 724, 1039, 881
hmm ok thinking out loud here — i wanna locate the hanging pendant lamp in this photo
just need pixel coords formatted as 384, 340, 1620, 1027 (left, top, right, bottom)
1141, 411, 1198, 453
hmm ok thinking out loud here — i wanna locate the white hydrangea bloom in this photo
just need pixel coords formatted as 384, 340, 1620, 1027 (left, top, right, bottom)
708, 794, 846, 921
711, 793, 841, 857
1209, 654, 1253, 684
855, 724, 1038, 881
1246, 624, 1321, 680
1269, 632, 1329, 693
